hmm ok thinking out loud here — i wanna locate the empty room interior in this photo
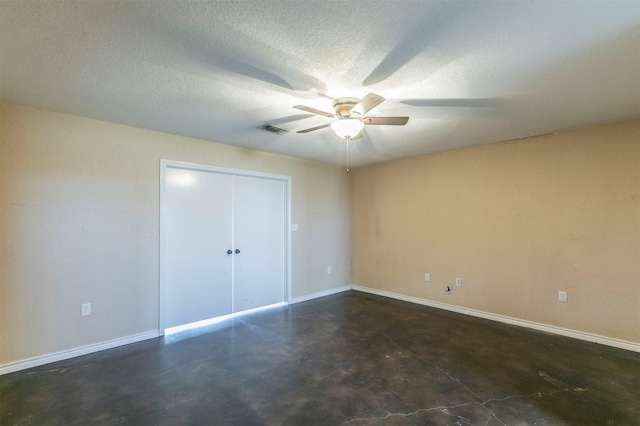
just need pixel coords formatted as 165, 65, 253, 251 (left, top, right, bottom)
1, 1, 639, 425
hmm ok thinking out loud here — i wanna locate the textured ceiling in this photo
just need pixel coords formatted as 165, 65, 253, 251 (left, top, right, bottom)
1, 1, 639, 167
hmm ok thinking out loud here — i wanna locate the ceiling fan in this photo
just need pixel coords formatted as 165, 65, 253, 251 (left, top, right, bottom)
293, 93, 409, 140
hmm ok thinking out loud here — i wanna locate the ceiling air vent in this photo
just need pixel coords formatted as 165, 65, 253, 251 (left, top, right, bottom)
257, 124, 288, 135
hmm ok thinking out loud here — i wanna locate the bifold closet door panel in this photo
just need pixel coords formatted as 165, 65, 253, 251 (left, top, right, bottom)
233, 175, 286, 312
164, 168, 234, 328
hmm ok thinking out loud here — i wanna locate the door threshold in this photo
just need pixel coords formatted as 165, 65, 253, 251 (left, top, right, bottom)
164, 302, 287, 336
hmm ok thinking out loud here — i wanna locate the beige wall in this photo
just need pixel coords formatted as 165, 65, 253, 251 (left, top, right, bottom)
0, 102, 351, 365
352, 120, 639, 344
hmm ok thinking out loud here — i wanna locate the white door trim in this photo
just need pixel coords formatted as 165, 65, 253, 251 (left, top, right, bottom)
159, 159, 292, 335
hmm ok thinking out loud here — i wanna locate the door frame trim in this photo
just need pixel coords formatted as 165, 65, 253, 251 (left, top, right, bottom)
159, 159, 292, 335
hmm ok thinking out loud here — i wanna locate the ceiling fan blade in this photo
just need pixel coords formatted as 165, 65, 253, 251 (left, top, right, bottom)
293, 105, 334, 118
364, 117, 409, 125
350, 93, 385, 117
297, 123, 331, 133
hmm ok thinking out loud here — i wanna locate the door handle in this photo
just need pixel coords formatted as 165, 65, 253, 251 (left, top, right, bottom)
227, 250, 232, 255
235, 249, 241, 254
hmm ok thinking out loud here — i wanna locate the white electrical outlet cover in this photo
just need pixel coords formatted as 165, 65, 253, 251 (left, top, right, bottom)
558, 291, 568, 302
424, 273, 430, 281
81, 303, 91, 316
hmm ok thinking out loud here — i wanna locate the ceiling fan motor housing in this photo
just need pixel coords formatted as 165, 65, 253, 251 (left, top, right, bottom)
333, 97, 361, 117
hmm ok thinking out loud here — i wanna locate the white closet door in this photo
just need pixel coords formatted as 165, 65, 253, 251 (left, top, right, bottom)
233, 175, 286, 312
164, 167, 234, 328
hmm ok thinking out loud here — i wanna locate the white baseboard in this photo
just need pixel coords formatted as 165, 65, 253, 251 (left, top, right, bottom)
352, 285, 640, 353
0, 330, 160, 375
4, 286, 636, 375
290, 285, 352, 304
2, 286, 350, 376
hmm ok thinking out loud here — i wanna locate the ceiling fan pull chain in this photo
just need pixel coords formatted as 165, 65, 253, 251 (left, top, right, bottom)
346, 136, 350, 173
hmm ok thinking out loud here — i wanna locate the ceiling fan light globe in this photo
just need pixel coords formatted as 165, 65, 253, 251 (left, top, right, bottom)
331, 118, 365, 139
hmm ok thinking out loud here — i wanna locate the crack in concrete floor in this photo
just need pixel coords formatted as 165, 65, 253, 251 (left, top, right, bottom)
343, 379, 584, 425
341, 330, 588, 425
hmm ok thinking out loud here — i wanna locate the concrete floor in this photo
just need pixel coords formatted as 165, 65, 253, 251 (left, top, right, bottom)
1, 291, 639, 425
